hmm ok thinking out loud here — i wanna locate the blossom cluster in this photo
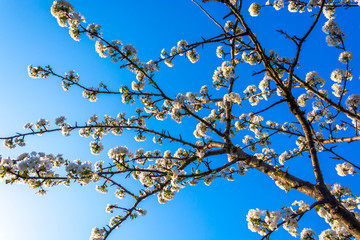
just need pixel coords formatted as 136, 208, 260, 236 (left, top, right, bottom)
212, 61, 235, 90
51, 0, 85, 41
0, 152, 98, 193
247, 200, 310, 237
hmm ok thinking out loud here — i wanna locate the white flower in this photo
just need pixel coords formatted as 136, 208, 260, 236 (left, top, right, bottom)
338, 51, 353, 64
221, 61, 235, 78
51, 1, 74, 27
86, 23, 102, 40
336, 162, 355, 176
297, 94, 309, 107
223, 92, 241, 104
131, 81, 145, 91
35, 118, 50, 130
331, 83, 346, 97
242, 51, 260, 65
288, 1, 299, 12
164, 59, 174, 67
322, 20, 344, 47
322, 5, 336, 19
345, 94, 360, 110
319, 229, 338, 240
89, 227, 105, 240
330, 69, 345, 83
186, 48, 199, 63
121, 44, 137, 57
278, 151, 290, 165
273, 0, 284, 10
83, 87, 98, 102
224, 20, 234, 32
95, 41, 108, 58
90, 142, 104, 155
55, 116, 66, 125
305, 71, 325, 87
216, 46, 223, 58
177, 40, 188, 56
300, 228, 316, 240
249, 3, 262, 17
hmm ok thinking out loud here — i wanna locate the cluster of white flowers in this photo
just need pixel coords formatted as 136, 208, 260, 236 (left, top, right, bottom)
122, 44, 137, 57
160, 48, 174, 67
82, 87, 98, 102
86, 23, 102, 40
288, 1, 301, 13
338, 51, 353, 64
297, 93, 311, 107
89, 227, 105, 240
51, 1, 85, 41
90, 142, 104, 155
345, 94, 360, 111
306, 0, 319, 12
243, 85, 261, 106
331, 83, 347, 97
282, 207, 299, 237
131, 80, 145, 92
212, 61, 235, 89
259, 75, 271, 93
248, 3, 262, 17
3, 139, 15, 149
108, 146, 133, 163
330, 69, 345, 83
319, 229, 338, 240
51, 1, 75, 27
177, 40, 188, 55
193, 122, 208, 139
335, 162, 355, 176
300, 228, 316, 240
247, 200, 309, 237
35, 118, 50, 130
242, 51, 260, 65
105, 203, 118, 214
278, 151, 291, 165
28, 65, 49, 79
322, 5, 336, 19
247, 209, 276, 235
65, 159, 94, 183
305, 71, 325, 87
216, 46, 223, 58
0, 151, 98, 192
236, 114, 274, 151
322, 19, 345, 47
161, 40, 199, 64
115, 187, 126, 199
186, 48, 200, 63
273, 0, 285, 10
224, 20, 234, 32
95, 41, 109, 58
243, 85, 257, 97
223, 92, 241, 105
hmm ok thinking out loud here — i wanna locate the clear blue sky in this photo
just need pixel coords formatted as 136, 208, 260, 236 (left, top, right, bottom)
0, 1, 359, 239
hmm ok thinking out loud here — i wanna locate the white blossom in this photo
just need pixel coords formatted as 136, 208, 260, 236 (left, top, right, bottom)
336, 162, 355, 176
216, 46, 223, 58
249, 3, 262, 17
339, 51, 353, 64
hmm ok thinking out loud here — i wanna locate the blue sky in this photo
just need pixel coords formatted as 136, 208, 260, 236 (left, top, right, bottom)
0, 1, 359, 239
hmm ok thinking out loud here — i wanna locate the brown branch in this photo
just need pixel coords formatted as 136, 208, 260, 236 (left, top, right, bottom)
322, 135, 360, 144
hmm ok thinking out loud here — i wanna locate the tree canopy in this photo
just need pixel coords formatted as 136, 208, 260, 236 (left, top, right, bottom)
1, 0, 360, 239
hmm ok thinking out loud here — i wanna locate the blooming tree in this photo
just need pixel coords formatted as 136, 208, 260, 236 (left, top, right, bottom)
1, 0, 360, 239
